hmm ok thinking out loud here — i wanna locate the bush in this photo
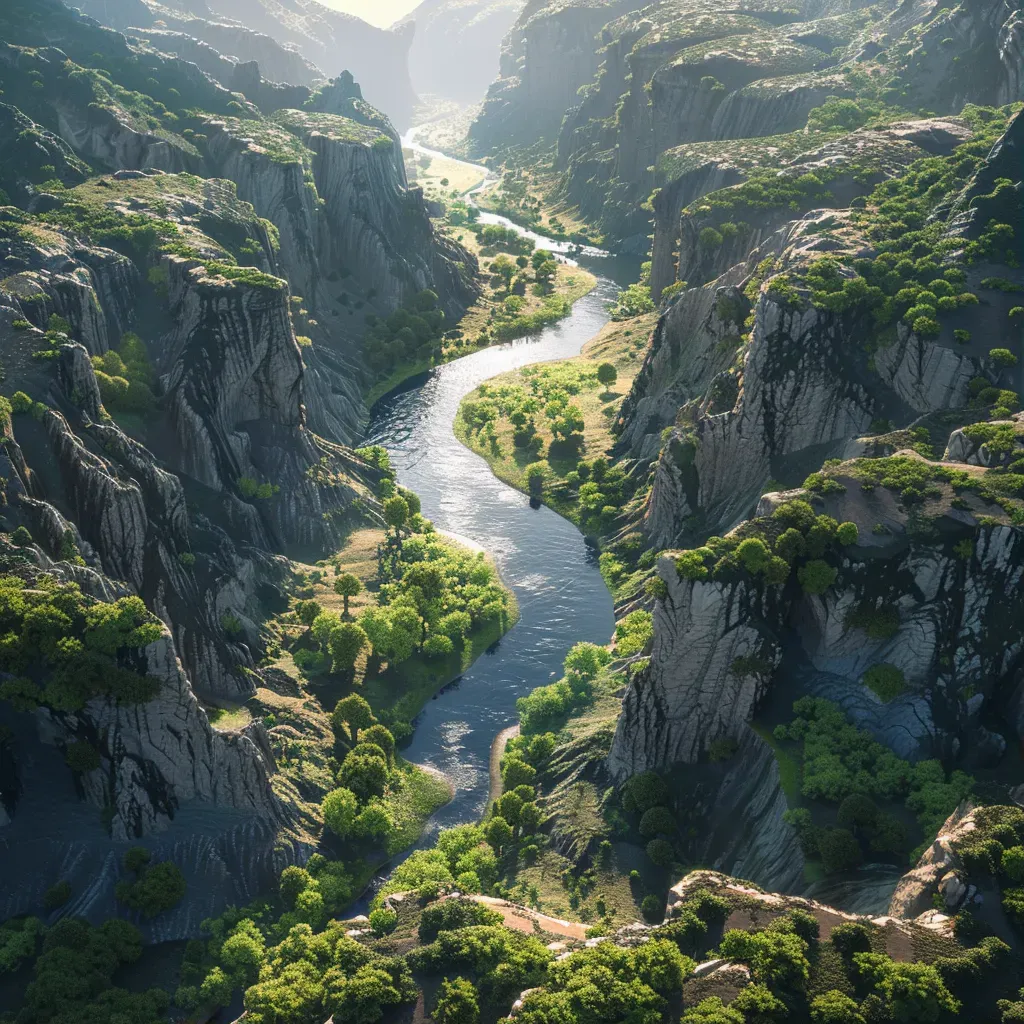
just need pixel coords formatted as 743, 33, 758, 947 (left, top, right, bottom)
836, 521, 859, 545
641, 894, 664, 921
369, 907, 398, 936
1000, 845, 1024, 883
622, 772, 669, 814
10, 391, 32, 414
990, 347, 1019, 367
818, 828, 863, 874
322, 787, 359, 838
798, 559, 838, 594
647, 838, 675, 867
433, 976, 480, 1024
11, 526, 32, 547
862, 663, 906, 702
43, 880, 72, 910
830, 922, 872, 958
424, 634, 455, 658
115, 858, 186, 918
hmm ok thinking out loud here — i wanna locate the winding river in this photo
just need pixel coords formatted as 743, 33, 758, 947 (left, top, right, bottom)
361, 132, 639, 859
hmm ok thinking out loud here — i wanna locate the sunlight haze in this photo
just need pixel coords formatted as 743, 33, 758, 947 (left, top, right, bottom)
317, 0, 419, 28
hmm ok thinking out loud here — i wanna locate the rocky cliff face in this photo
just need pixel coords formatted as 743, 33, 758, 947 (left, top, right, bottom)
75, 0, 419, 128
608, 465, 1024, 780
468, 0, 636, 152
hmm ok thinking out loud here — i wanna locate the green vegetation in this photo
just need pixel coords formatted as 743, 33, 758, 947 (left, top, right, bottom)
0, 577, 163, 713
115, 847, 186, 918
777, 697, 974, 869
91, 332, 155, 416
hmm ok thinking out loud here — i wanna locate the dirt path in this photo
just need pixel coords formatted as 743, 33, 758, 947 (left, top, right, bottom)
470, 894, 589, 940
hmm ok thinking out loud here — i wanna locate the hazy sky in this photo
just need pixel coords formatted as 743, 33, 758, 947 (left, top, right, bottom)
317, 0, 419, 28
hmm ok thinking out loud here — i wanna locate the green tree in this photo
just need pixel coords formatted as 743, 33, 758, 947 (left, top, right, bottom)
329, 622, 369, 677
361, 724, 396, 766
358, 607, 393, 675
434, 976, 480, 1024
334, 573, 362, 617
811, 990, 866, 1023
597, 362, 618, 390
491, 255, 517, 290
369, 907, 398, 935
332, 694, 376, 746
311, 611, 341, 650
339, 751, 390, 802
383, 495, 409, 543
853, 953, 959, 1020
484, 815, 513, 851
322, 787, 359, 838
294, 599, 322, 626
200, 966, 233, 1008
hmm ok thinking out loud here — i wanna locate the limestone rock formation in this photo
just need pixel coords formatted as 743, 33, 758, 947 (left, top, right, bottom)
608, 464, 1024, 778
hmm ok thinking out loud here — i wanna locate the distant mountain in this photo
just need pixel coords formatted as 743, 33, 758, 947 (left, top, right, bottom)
73, 0, 419, 126
401, 0, 522, 103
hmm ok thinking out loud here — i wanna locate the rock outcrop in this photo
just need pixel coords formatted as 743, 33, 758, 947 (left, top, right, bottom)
608, 465, 1024, 779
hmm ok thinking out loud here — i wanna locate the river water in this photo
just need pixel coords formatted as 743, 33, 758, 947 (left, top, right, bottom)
360, 132, 638, 856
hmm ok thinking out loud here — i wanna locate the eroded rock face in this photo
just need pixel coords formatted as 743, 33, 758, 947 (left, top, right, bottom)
609, 480, 1024, 779
607, 554, 784, 775
888, 802, 976, 922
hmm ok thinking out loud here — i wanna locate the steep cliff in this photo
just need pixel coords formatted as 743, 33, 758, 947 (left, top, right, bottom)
468, 0, 637, 153
608, 458, 1024, 778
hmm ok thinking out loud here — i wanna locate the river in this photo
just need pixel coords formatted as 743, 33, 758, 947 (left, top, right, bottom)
358, 130, 639, 870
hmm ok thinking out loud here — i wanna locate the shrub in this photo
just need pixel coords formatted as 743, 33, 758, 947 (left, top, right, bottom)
1003, 845, 1024, 882
10, 391, 32, 414
433, 977, 480, 1024
830, 922, 872, 958
11, 526, 32, 547
622, 772, 669, 814
369, 907, 398, 935
424, 634, 455, 657
736, 537, 771, 573
64, 741, 101, 773
641, 894, 664, 921
798, 559, 838, 594
836, 521, 859, 545
115, 858, 186, 918
990, 347, 1019, 367
43, 880, 72, 910
675, 550, 709, 581
818, 828, 863, 873
810, 990, 866, 1023
862, 663, 906, 702
640, 807, 677, 839
524, 461, 549, 495
322, 787, 358, 838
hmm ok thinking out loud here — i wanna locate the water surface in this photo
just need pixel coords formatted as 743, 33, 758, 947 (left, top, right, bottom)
363, 132, 638, 848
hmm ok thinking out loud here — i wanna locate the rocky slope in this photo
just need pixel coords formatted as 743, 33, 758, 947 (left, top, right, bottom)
609, 466, 1024, 776
468, 0, 1024, 255
0, 0, 481, 936
74, 0, 420, 127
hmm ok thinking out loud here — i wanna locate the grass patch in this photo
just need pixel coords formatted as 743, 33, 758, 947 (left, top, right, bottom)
205, 704, 252, 731
382, 763, 452, 856
453, 313, 656, 526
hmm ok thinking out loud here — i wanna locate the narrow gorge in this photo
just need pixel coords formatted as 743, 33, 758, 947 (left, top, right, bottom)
0, 0, 1022, 1022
